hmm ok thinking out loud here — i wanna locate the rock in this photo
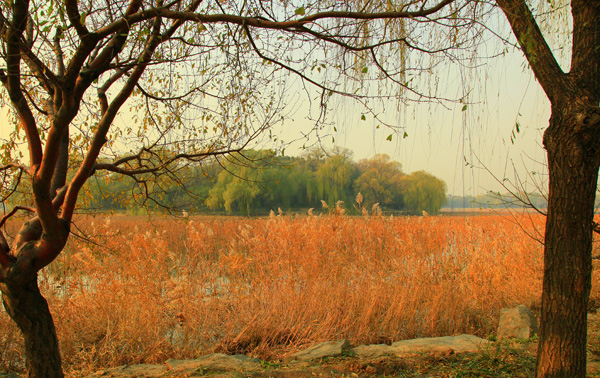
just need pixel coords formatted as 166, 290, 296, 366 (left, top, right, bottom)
166, 353, 262, 373
428, 346, 455, 358
497, 305, 538, 339
391, 334, 490, 355
353, 344, 395, 358
86, 364, 167, 377
284, 339, 352, 362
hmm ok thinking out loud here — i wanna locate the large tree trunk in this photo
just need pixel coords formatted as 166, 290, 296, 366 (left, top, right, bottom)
536, 105, 600, 377
0, 276, 64, 378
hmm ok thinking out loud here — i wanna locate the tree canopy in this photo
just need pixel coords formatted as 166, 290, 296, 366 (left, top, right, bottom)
84, 149, 446, 215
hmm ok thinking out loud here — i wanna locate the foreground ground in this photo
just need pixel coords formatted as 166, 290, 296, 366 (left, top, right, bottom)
75, 336, 600, 378
59, 312, 600, 378
1, 308, 600, 377
1, 213, 599, 376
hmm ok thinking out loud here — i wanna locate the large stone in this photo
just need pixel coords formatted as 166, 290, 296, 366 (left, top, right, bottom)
86, 364, 167, 377
497, 305, 538, 339
353, 344, 395, 358
166, 353, 262, 373
285, 339, 352, 362
390, 334, 490, 355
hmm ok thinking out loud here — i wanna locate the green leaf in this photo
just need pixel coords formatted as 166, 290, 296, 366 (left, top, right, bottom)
386, 134, 393, 141
361, 114, 366, 121
515, 121, 520, 133
80, 12, 87, 26
403, 131, 408, 139
295, 6, 305, 15
461, 104, 467, 111
361, 67, 368, 73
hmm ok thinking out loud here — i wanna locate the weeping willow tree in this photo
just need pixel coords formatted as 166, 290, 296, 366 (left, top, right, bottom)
0, 1, 594, 377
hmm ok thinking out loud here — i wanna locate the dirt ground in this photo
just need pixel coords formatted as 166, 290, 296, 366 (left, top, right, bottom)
155, 340, 600, 378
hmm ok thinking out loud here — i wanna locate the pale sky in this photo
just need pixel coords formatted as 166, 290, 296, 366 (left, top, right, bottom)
277, 48, 551, 196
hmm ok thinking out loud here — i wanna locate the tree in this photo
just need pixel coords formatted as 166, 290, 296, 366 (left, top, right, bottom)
206, 150, 295, 215
493, 2, 599, 376
0, 1, 595, 377
315, 147, 357, 206
400, 170, 447, 215
298, 148, 327, 206
354, 154, 405, 209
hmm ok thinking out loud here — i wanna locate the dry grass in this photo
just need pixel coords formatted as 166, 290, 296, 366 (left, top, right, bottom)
1, 212, 599, 376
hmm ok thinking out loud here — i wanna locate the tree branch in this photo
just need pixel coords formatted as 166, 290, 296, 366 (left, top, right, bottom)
62, 13, 166, 221
49, 127, 70, 198
95, 0, 457, 38
570, 0, 600, 97
4, 0, 43, 168
496, 0, 568, 104
0, 163, 30, 173
0, 168, 24, 204
53, 26, 66, 77
94, 147, 247, 176
0, 205, 35, 227
66, 0, 143, 97
65, 0, 90, 36
0, 10, 60, 93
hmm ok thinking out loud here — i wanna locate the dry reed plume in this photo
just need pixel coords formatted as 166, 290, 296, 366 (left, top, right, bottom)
1, 212, 598, 376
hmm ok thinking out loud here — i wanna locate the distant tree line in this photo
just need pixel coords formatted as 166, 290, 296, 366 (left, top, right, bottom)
83, 148, 447, 215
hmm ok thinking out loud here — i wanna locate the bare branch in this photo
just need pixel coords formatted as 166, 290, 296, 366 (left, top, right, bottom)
52, 186, 68, 211
95, 147, 248, 177
53, 26, 66, 77
98, 68, 130, 114
95, 0, 457, 38
65, 0, 90, 36
3, 0, 43, 168
0, 10, 60, 93
243, 23, 345, 98
50, 128, 70, 198
67, 0, 143, 97
291, 22, 448, 55
0, 167, 24, 204
0, 163, 30, 173
0, 206, 35, 229
62, 12, 167, 221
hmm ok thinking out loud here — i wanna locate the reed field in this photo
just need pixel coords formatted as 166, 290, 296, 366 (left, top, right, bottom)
1, 211, 599, 376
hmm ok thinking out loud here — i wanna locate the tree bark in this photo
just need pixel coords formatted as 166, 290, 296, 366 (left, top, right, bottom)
0, 276, 64, 378
536, 104, 600, 377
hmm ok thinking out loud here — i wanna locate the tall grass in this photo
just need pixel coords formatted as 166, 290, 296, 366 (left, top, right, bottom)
1, 212, 598, 376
